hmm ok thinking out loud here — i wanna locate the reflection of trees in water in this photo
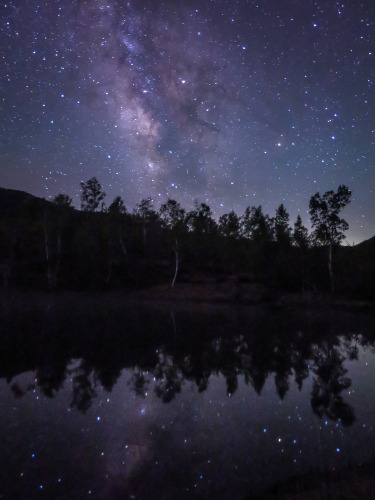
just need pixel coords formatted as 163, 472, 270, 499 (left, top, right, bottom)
69, 359, 97, 412
79, 332, 356, 425
154, 351, 183, 403
36, 362, 67, 398
4, 317, 368, 425
9, 362, 67, 400
127, 370, 149, 398
311, 343, 355, 426
342, 334, 362, 361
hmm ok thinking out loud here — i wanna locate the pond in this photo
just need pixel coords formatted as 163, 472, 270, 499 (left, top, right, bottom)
0, 293, 375, 498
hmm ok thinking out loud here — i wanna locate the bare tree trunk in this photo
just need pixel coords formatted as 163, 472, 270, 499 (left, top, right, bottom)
328, 243, 334, 292
119, 233, 127, 258
171, 238, 178, 288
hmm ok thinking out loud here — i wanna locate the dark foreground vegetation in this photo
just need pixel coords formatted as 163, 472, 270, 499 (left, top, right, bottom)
0, 182, 374, 299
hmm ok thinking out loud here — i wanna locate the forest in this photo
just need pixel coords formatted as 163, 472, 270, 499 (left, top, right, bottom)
0, 180, 374, 299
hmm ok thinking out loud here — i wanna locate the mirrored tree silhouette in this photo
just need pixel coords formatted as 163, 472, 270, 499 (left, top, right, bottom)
310, 343, 355, 426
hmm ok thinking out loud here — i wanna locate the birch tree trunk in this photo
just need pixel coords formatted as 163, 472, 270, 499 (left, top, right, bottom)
119, 233, 127, 258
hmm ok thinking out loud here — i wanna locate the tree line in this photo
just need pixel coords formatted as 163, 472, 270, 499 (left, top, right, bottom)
74, 178, 350, 249
72, 177, 351, 292
0, 179, 356, 294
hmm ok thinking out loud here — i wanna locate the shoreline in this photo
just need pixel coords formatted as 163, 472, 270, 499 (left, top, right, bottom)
0, 282, 373, 314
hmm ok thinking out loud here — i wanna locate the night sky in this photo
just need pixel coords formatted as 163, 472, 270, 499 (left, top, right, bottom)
1, 0, 374, 243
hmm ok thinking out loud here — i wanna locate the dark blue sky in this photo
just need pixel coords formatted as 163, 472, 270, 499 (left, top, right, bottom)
1, 0, 374, 243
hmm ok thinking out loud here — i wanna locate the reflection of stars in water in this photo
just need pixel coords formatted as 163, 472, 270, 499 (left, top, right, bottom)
3, 356, 373, 498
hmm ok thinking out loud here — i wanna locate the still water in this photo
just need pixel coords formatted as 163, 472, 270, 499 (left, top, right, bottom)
1, 294, 375, 498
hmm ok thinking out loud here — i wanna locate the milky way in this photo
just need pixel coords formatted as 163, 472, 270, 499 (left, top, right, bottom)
1, 0, 374, 242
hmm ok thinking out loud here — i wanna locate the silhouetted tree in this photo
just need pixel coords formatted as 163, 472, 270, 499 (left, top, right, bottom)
80, 177, 106, 212
293, 215, 310, 291
274, 204, 291, 245
104, 196, 128, 280
293, 215, 309, 249
108, 196, 127, 215
134, 197, 158, 250
159, 199, 186, 230
53, 193, 73, 207
239, 206, 253, 238
134, 197, 157, 220
240, 206, 273, 242
309, 185, 351, 292
186, 201, 217, 234
218, 210, 240, 238
159, 199, 186, 287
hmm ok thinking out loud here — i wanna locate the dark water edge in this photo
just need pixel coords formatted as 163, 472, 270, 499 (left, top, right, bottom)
1, 289, 375, 499
0, 288, 374, 381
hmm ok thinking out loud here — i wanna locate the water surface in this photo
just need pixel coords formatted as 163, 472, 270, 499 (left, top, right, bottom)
1, 295, 374, 498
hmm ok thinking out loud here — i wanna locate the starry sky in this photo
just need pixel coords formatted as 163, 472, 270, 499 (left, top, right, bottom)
1, 0, 374, 243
